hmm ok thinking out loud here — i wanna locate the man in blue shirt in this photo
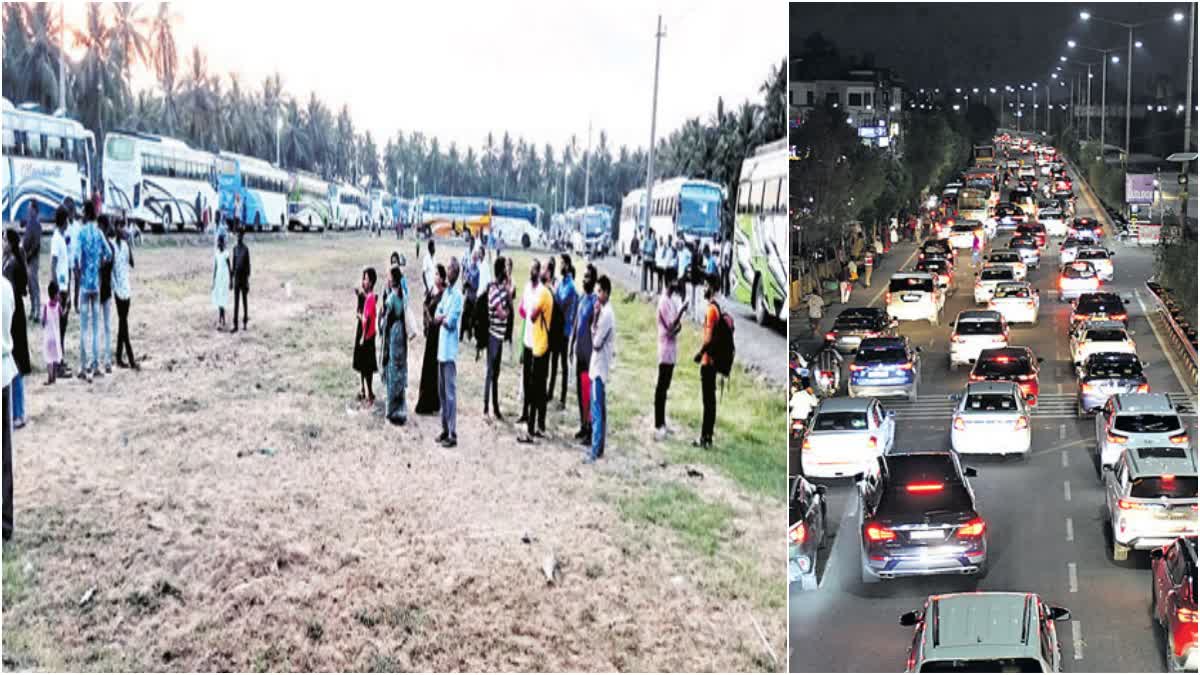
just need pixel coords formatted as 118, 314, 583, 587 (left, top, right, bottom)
75, 202, 112, 382
569, 264, 598, 442
640, 231, 656, 293
548, 254, 578, 410
676, 238, 694, 322
461, 247, 481, 344
433, 257, 464, 448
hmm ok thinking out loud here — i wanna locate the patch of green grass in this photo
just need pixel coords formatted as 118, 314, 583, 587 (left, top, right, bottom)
618, 483, 734, 556
2, 541, 32, 607
707, 556, 786, 611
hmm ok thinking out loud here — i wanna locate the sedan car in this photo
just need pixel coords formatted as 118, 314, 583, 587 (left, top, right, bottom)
1078, 352, 1150, 415
1057, 260, 1101, 301
1075, 246, 1115, 281
984, 250, 1027, 280
801, 397, 896, 478
1070, 320, 1136, 368
918, 237, 953, 262
1104, 445, 1198, 561
826, 307, 897, 355
948, 222, 984, 250
1015, 221, 1048, 248
950, 381, 1032, 457
849, 337, 923, 400
974, 264, 1018, 304
1059, 235, 1090, 265
1071, 291, 1129, 330
950, 310, 1009, 368
1069, 216, 1104, 241
987, 281, 1040, 325
789, 475, 828, 591
993, 203, 1027, 230
1095, 393, 1190, 469
858, 450, 987, 582
1151, 536, 1198, 672
1039, 207, 1068, 237
900, 593, 1070, 673
1008, 235, 1042, 268
970, 346, 1043, 405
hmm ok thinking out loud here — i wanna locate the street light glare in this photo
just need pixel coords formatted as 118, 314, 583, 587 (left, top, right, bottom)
1135, 40, 1144, 48
1067, 40, 1077, 48
1111, 55, 1119, 63
1060, 56, 1067, 62
1051, 73, 1058, 79
1173, 11, 1184, 21
1080, 11, 1091, 20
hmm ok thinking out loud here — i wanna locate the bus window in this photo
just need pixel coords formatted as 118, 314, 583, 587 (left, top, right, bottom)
45, 136, 62, 161
106, 136, 134, 162
1, 128, 14, 156
764, 178, 780, 215
28, 133, 44, 159
738, 181, 750, 214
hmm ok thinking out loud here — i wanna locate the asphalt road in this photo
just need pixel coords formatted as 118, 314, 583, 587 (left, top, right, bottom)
789, 158, 1198, 672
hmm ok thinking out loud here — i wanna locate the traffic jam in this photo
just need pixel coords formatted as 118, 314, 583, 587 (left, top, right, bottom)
789, 133, 1197, 672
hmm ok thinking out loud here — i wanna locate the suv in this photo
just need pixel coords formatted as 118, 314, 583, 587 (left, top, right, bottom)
849, 337, 923, 401
886, 273, 944, 325
1071, 292, 1128, 330
1077, 352, 1149, 416
984, 250, 1027, 280
1068, 216, 1104, 241
1104, 446, 1198, 561
1075, 246, 1115, 281
900, 593, 1071, 673
1015, 221, 1048, 248
1057, 260, 1101, 301
802, 397, 896, 478
919, 237, 953, 261
950, 381, 1032, 458
974, 264, 1018, 304
971, 346, 1043, 405
857, 450, 987, 582
950, 310, 1009, 368
826, 307, 897, 354
1008, 235, 1042, 269
1151, 536, 1198, 672
789, 475, 828, 591
1070, 320, 1136, 369
1095, 393, 1190, 469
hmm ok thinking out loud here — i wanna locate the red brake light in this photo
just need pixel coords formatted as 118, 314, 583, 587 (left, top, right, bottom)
790, 521, 808, 545
1073, 314, 1088, 322
1177, 608, 1198, 624
1136, 383, 1150, 393
802, 436, 812, 450
1107, 432, 1129, 444
849, 363, 865, 372
906, 482, 944, 493
1081, 383, 1096, 394
866, 436, 878, 450
865, 523, 897, 541
1170, 433, 1189, 445
825, 332, 836, 341
1111, 313, 1127, 321
1015, 416, 1029, 431
897, 363, 913, 371
952, 333, 965, 343
953, 416, 966, 431
956, 517, 986, 537
1118, 498, 1148, 511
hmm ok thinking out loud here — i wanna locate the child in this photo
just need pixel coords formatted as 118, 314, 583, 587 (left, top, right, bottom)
42, 280, 62, 385
353, 267, 379, 406
212, 234, 231, 330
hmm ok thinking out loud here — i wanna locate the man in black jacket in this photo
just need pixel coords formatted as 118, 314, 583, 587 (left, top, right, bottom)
231, 228, 251, 333
21, 199, 41, 324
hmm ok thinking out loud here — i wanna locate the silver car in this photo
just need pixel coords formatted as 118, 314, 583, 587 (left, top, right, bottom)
1095, 393, 1190, 469
1104, 446, 1198, 561
801, 397, 897, 479
950, 382, 1032, 458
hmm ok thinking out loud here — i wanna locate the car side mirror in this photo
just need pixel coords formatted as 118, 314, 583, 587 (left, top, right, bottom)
1048, 606, 1072, 622
887, 410, 897, 419
963, 467, 978, 477
1150, 548, 1165, 560
852, 472, 865, 483
948, 393, 962, 402
899, 610, 922, 627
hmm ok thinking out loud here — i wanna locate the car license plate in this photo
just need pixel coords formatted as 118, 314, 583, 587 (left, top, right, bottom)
909, 530, 944, 540
869, 371, 887, 378
902, 294, 921, 302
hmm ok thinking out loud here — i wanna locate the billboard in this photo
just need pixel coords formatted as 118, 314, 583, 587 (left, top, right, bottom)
1125, 173, 1155, 204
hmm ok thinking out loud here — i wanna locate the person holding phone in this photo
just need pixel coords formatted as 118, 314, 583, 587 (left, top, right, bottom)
654, 279, 686, 441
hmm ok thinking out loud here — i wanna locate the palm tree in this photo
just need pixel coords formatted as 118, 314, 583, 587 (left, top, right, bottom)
17, 3, 66, 111
72, 4, 125, 145
148, 3, 179, 133
108, 2, 150, 98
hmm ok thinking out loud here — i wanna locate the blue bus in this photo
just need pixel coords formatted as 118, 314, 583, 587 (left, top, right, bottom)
217, 151, 289, 231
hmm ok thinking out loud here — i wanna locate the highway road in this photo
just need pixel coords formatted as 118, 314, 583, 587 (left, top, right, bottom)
789, 157, 1197, 672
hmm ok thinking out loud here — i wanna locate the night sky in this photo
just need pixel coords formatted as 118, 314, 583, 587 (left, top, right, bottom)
791, 2, 1197, 99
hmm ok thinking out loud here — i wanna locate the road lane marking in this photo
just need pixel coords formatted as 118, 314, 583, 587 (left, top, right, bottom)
868, 246, 920, 308
1064, 480, 1072, 502
1067, 562, 1078, 592
1059, 424, 1066, 441
1061, 450, 1069, 468
1056, 381, 1063, 394
1065, 517, 1074, 542
1072, 620, 1084, 661
1135, 288, 1196, 396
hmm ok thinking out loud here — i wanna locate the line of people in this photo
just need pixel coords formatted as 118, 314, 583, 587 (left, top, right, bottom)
634, 233, 732, 321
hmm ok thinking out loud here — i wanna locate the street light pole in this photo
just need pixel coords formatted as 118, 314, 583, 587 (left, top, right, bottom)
583, 120, 592, 210
1125, 27, 1132, 160
1183, 2, 1195, 221
643, 14, 666, 238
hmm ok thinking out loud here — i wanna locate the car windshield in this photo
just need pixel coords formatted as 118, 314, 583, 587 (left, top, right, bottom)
976, 354, 1032, 376
858, 347, 908, 364
919, 658, 1046, 673
958, 320, 1004, 335
812, 412, 869, 431
1078, 250, 1107, 260
981, 269, 1015, 281
1086, 356, 1142, 378
834, 316, 878, 330
1130, 477, 1198, 500
1113, 414, 1182, 434
891, 277, 934, 293
964, 393, 1018, 411
1085, 329, 1127, 342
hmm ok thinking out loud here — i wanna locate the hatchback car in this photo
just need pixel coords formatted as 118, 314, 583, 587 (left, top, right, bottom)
900, 593, 1071, 673
948, 222, 984, 250
1071, 292, 1129, 330
1008, 235, 1042, 268
825, 307, 897, 355
886, 273, 943, 325
1015, 221, 1048, 248
1059, 236, 1089, 265
974, 264, 1018, 304
789, 475, 828, 591
970, 346, 1043, 405
984, 250, 1027, 280
1095, 393, 1190, 469
1075, 246, 1115, 281
1070, 320, 1136, 368
1078, 352, 1150, 415
950, 381, 1032, 458
950, 310, 1009, 368
1104, 446, 1198, 561
857, 450, 986, 582
1057, 260, 1101, 301
801, 397, 897, 478
987, 281, 1040, 325
1150, 536, 1198, 672
849, 337, 923, 400
1039, 207, 1068, 237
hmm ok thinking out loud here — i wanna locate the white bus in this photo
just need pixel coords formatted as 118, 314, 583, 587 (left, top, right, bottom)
618, 188, 647, 262
332, 182, 366, 230
102, 130, 216, 231
569, 204, 614, 257
1, 97, 95, 227
732, 138, 788, 324
287, 170, 331, 231
217, 151, 289, 231
368, 189, 392, 228
619, 177, 724, 261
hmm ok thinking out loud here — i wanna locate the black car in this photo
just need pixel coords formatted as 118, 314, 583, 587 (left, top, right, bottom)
970, 346, 1044, 404
919, 237, 953, 261
1015, 222, 1047, 248
1077, 352, 1149, 415
915, 258, 953, 291
993, 203, 1027, 229
790, 475, 828, 591
856, 450, 986, 583
1071, 292, 1129, 332
826, 307, 897, 354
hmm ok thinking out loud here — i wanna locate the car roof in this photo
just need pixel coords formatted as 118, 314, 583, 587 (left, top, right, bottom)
838, 306, 886, 319
965, 381, 1021, 396
1123, 446, 1198, 478
1113, 393, 1175, 413
1080, 320, 1126, 332
858, 336, 907, 350
923, 593, 1042, 659
816, 397, 874, 413
956, 310, 1004, 322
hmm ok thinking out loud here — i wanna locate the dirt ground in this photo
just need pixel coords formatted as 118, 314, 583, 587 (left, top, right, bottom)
3, 232, 785, 672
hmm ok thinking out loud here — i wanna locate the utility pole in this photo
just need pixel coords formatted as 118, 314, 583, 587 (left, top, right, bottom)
643, 14, 666, 239
583, 120, 592, 210
1183, 2, 1196, 222
58, 2, 66, 113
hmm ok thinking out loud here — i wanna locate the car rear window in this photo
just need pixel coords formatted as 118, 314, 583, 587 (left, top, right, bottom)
981, 269, 1015, 281
989, 253, 1020, 263
891, 277, 934, 293
834, 316, 877, 330
1130, 477, 1198, 500
1113, 414, 1182, 434
1085, 329, 1127, 342
992, 285, 1031, 299
1079, 250, 1108, 259
1063, 264, 1095, 279
919, 659, 1045, 673
1085, 356, 1142, 378
812, 412, 869, 431
952, 224, 977, 233
958, 320, 1004, 335
858, 347, 908, 364
1076, 296, 1122, 313
965, 393, 1018, 411
976, 354, 1032, 376
878, 482, 973, 519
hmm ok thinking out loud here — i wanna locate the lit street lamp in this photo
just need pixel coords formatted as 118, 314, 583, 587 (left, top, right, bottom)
1067, 39, 1125, 156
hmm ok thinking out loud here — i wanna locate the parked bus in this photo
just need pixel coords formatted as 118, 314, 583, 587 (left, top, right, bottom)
102, 130, 216, 232
217, 151, 288, 231
733, 138, 788, 324
414, 194, 490, 238
368, 188, 392, 228
490, 199, 544, 248
286, 170, 331, 231
331, 182, 366, 230
618, 188, 647, 262
618, 177, 724, 264
973, 144, 996, 167
392, 197, 412, 228
572, 204, 614, 257
1, 97, 95, 227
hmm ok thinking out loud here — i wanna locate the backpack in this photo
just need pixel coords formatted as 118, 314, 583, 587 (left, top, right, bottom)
708, 302, 736, 378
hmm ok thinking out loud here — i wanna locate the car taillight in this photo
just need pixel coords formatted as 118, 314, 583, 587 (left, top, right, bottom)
825, 332, 836, 341
802, 436, 812, 450
952, 334, 965, 343
789, 521, 808, 545
1170, 433, 1190, 445
969, 373, 985, 382
864, 523, 897, 541
849, 363, 865, 372
1016, 373, 1035, 381
897, 363, 913, 371
1107, 432, 1129, 444
1136, 383, 1150, 393
956, 517, 986, 537
1118, 498, 1149, 511
1111, 313, 1127, 321
866, 435, 878, 450
1081, 383, 1096, 393
1015, 416, 1029, 431
885, 292, 892, 305
1073, 313, 1088, 322
906, 482, 944, 493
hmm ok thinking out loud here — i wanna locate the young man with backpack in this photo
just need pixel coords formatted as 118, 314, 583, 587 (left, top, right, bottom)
694, 277, 733, 449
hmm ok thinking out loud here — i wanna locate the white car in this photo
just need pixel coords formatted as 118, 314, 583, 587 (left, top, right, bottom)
947, 222, 984, 250
1039, 208, 1067, 237
950, 381, 1032, 457
950, 310, 1009, 368
987, 281, 1040, 325
1104, 445, 1198, 561
1095, 393, 1190, 469
1059, 236, 1088, 265
1071, 320, 1136, 367
886, 273, 943, 325
1075, 246, 1114, 281
974, 264, 1018, 304
983, 250, 1027, 280
800, 397, 896, 479
1058, 260, 1101, 301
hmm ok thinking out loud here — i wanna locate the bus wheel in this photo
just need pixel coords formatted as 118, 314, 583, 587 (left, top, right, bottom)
521, 233, 531, 249
163, 208, 175, 231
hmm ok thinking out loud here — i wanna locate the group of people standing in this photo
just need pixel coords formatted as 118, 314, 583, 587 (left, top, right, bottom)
634, 233, 732, 321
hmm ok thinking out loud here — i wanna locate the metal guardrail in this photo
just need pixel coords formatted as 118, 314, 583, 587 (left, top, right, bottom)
1145, 282, 1199, 386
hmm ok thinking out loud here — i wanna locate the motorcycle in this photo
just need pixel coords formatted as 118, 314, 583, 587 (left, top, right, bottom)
814, 368, 839, 399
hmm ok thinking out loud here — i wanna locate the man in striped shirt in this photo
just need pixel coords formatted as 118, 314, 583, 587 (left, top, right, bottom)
484, 256, 510, 420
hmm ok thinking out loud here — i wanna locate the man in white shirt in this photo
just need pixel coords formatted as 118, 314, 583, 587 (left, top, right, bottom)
790, 385, 819, 423
517, 260, 541, 426
50, 206, 72, 377
421, 239, 436, 297
586, 275, 615, 464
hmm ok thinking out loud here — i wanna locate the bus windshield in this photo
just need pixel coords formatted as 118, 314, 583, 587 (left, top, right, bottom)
957, 188, 989, 210
106, 136, 134, 162
584, 213, 609, 236
217, 158, 238, 177
678, 184, 721, 236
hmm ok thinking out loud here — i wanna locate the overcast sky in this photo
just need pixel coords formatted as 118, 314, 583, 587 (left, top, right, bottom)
68, 1, 785, 154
